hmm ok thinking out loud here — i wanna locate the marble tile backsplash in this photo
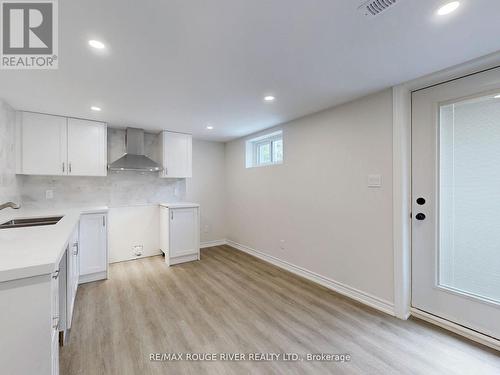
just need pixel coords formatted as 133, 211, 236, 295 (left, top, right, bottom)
0, 99, 19, 203
18, 128, 186, 208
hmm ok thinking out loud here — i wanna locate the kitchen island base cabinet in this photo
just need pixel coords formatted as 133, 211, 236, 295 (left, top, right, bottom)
79, 213, 108, 284
160, 204, 200, 266
66, 227, 80, 331
0, 272, 60, 375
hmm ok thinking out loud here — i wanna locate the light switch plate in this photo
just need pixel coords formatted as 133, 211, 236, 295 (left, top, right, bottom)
367, 174, 382, 188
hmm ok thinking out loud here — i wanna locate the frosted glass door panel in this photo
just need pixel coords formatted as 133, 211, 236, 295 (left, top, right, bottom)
439, 94, 500, 303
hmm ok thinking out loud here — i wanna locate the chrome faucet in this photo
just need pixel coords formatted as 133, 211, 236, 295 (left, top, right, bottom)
0, 202, 21, 210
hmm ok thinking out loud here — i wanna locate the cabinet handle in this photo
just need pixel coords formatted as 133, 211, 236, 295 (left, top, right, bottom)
73, 241, 79, 255
102, 216, 105, 227
69, 162, 72, 173
171, 210, 173, 220
62, 162, 65, 173
52, 269, 59, 279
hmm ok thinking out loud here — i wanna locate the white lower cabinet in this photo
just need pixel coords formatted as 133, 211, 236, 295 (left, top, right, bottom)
0, 211, 108, 375
79, 213, 108, 283
51, 330, 59, 375
160, 204, 200, 265
66, 227, 79, 329
51, 266, 61, 375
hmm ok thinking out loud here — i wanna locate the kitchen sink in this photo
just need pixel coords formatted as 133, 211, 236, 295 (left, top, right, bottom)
0, 216, 63, 229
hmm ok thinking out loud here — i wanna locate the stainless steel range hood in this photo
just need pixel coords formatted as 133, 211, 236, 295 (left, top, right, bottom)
108, 128, 163, 172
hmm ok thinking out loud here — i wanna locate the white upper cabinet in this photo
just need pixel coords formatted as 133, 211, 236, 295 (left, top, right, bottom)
67, 118, 107, 176
16, 111, 107, 176
18, 112, 67, 175
159, 131, 192, 178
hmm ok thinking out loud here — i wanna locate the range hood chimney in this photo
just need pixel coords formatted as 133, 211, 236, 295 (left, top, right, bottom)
108, 128, 163, 172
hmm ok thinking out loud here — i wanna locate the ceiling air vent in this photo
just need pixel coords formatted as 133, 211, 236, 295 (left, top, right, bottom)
358, 0, 399, 17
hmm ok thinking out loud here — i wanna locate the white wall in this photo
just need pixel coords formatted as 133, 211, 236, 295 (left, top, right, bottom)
187, 139, 226, 243
0, 99, 19, 203
108, 205, 160, 263
224, 89, 395, 305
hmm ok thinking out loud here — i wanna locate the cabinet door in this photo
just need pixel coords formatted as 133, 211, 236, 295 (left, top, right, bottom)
66, 227, 79, 328
67, 118, 107, 176
51, 330, 59, 375
159, 207, 170, 254
170, 208, 198, 257
51, 268, 60, 342
79, 214, 107, 276
161, 132, 192, 178
20, 112, 67, 175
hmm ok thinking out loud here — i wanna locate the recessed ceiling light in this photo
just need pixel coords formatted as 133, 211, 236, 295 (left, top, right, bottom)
206, 125, 214, 130
437, 1, 460, 16
264, 95, 275, 102
90, 106, 101, 111
88, 40, 105, 49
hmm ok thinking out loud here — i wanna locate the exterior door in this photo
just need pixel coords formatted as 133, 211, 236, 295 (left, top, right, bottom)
412, 67, 500, 340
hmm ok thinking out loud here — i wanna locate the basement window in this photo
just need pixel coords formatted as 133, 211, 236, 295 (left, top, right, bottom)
245, 130, 283, 168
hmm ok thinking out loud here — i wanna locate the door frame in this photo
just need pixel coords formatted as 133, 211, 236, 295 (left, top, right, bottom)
392, 50, 500, 350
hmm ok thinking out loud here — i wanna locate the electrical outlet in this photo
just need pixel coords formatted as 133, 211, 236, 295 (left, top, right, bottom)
203, 224, 210, 234
368, 174, 382, 188
133, 245, 143, 257
279, 239, 286, 250
45, 190, 54, 200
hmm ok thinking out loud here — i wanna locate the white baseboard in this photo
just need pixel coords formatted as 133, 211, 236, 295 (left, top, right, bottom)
200, 239, 227, 248
410, 308, 500, 351
79, 271, 107, 284
226, 240, 395, 317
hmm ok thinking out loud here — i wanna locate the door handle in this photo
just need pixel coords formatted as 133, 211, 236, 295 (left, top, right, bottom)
415, 213, 426, 221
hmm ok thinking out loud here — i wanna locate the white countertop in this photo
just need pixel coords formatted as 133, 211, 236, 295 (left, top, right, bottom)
0, 206, 108, 283
159, 202, 200, 208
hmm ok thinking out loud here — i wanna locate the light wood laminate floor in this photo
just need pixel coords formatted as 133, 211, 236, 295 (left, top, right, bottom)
61, 245, 500, 374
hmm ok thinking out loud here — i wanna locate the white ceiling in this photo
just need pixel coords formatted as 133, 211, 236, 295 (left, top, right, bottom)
1, 0, 500, 141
